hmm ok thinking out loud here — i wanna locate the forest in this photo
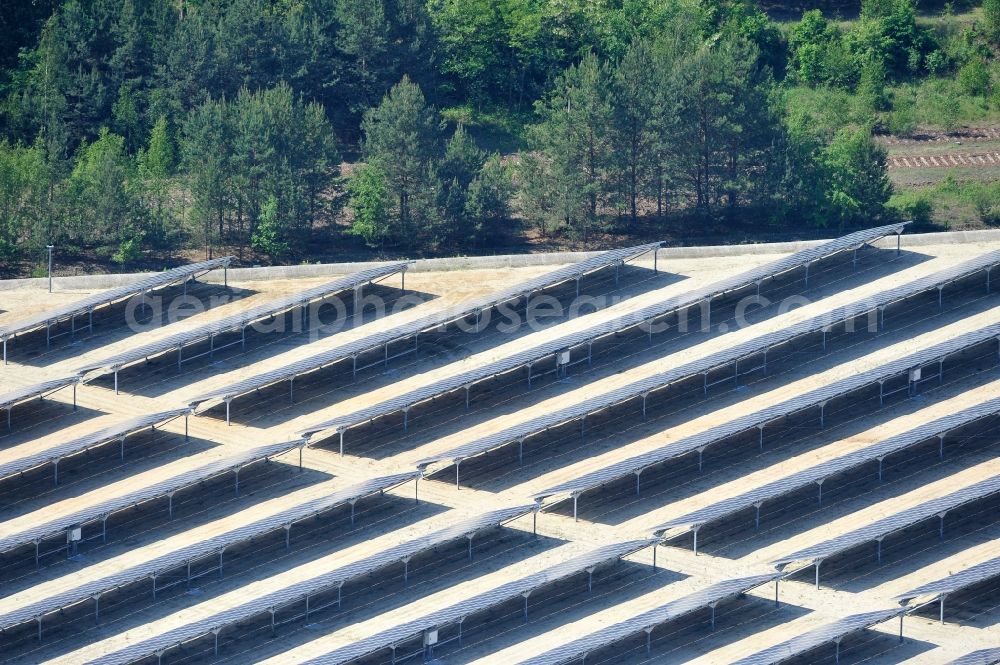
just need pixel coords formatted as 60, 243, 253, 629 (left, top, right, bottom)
1, 0, 999, 274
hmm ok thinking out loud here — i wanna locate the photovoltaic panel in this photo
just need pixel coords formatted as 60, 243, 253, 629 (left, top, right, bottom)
652, 393, 1000, 537
70, 505, 538, 665
0, 471, 420, 632
894, 549, 1000, 605
300, 246, 1000, 443
188, 244, 661, 411
253, 539, 660, 665
950, 648, 1000, 665
0, 439, 303, 557
0, 407, 191, 483
771, 472, 1000, 569
514, 573, 780, 665
730, 608, 903, 665
0, 257, 233, 343
76, 262, 412, 379
531, 319, 1000, 506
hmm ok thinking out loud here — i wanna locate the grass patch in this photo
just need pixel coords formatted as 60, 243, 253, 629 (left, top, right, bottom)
892, 175, 1000, 227
439, 104, 533, 154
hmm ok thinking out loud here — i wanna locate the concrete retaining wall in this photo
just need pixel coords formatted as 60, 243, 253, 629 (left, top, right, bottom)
4, 228, 999, 292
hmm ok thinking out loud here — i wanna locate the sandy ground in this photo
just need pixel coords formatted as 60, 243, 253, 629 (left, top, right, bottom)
0, 240, 999, 665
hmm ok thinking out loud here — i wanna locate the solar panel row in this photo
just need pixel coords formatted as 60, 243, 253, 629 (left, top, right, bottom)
531, 319, 1000, 517
76, 262, 412, 385
1, 257, 233, 363
0, 375, 81, 429
299, 225, 917, 444
0, 471, 421, 633
58, 506, 538, 665
514, 573, 780, 665
772, 471, 1000, 575
894, 548, 1000, 606
950, 647, 1000, 665
255, 539, 660, 665
652, 392, 1000, 538
0, 407, 192, 485
730, 608, 904, 665
187, 243, 663, 416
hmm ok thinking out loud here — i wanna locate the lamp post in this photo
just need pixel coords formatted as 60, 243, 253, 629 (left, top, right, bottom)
47, 244, 54, 293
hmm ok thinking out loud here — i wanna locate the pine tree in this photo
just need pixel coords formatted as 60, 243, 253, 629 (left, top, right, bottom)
436, 124, 484, 246
65, 127, 137, 248
531, 51, 612, 240
251, 194, 288, 259
347, 163, 392, 249
465, 154, 514, 247
361, 76, 439, 246
823, 128, 892, 229
139, 115, 175, 245
182, 98, 230, 258
611, 39, 658, 225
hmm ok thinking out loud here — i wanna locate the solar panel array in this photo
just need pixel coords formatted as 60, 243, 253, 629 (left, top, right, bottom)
8, 227, 1000, 665
532, 319, 1000, 505
0, 257, 233, 342
730, 608, 904, 665
80, 505, 537, 665
516, 573, 780, 665
76, 262, 412, 378
188, 243, 661, 410
415, 253, 1000, 475
300, 225, 918, 441
653, 393, 1000, 537
0, 472, 421, 633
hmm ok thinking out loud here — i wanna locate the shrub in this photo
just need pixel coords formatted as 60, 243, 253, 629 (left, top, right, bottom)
985, 0, 1000, 44
957, 59, 991, 96
112, 232, 143, 265
924, 50, 948, 75
888, 190, 934, 225
887, 87, 917, 135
